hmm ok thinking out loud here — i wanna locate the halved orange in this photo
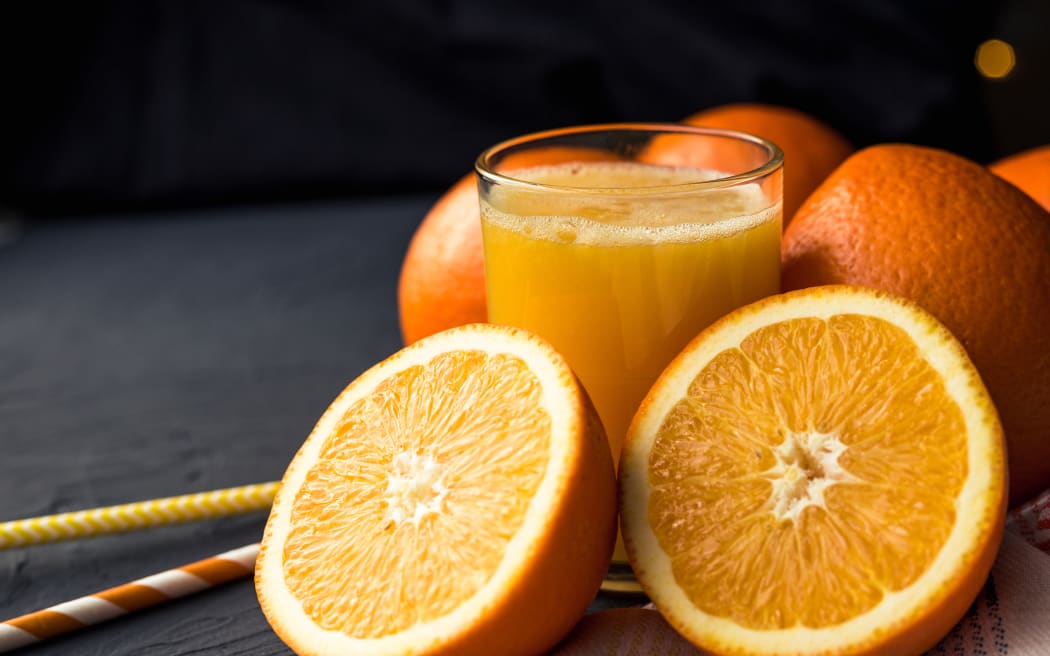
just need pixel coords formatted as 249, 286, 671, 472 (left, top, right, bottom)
256, 324, 617, 656
620, 286, 1007, 655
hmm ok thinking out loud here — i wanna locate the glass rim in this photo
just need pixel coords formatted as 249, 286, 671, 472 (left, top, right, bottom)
475, 122, 784, 194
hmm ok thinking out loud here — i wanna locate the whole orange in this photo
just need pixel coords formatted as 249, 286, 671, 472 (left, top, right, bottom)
398, 147, 621, 345
782, 144, 1050, 506
990, 144, 1050, 212
644, 103, 853, 226
399, 173, 483, 345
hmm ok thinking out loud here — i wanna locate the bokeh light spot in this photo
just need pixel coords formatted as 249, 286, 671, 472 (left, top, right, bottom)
976, 39, 1016, 79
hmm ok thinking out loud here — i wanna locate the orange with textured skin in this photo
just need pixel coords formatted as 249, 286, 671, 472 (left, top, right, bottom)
990, 144, 1050, 211
256, 323, 617, 656
398, 173, 485, 346
398, 148, 621, 345
783, 144, 1050, 505
620, 285, 1006, 656
643, 103, 852, 225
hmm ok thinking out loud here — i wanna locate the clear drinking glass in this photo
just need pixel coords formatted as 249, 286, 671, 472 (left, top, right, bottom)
476, 124, 783, 593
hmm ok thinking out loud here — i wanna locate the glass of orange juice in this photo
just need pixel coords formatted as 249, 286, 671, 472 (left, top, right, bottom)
476, 124, 783, 593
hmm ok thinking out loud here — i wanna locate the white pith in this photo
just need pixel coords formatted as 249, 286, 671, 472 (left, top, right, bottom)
766, 431, 857, 522
383, 450, 449, 527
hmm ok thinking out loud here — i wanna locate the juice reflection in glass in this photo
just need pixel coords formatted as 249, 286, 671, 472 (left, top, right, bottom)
476, 125, 783, 592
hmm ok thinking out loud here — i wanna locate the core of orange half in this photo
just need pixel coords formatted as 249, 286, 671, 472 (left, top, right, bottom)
256, 324, 617, 656
619, 286, 1007, 656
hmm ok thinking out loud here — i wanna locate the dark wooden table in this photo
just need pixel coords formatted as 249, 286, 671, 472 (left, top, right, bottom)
0, 197, 629, 654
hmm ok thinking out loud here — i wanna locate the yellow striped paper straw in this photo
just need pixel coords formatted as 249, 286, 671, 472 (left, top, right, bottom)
0, 543, 259, 651
0, 482, 279, 549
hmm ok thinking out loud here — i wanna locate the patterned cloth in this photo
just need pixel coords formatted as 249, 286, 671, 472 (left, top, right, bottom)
1008, 489, 1050, 555
931, 488, 1050, 655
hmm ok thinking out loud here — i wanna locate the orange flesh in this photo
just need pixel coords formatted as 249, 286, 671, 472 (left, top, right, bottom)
648, 315, 967, 629
282, 351, 551, 637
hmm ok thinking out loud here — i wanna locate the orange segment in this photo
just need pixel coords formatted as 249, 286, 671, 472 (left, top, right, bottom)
621, 285, 1006, 656
257, 324, 617, 656
283, 351, 550, 637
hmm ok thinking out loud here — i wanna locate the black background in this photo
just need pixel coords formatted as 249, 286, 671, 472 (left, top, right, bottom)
3, 0, 1048, 214
0, 199, 427, 654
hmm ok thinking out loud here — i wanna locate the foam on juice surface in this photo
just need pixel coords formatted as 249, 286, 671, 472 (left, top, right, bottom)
483, 161, 779, 245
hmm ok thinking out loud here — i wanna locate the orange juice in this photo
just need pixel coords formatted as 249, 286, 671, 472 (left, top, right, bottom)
481, 161, 781, 462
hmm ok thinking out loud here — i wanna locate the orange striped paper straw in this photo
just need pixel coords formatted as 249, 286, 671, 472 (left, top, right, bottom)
0, 543, 259, 652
